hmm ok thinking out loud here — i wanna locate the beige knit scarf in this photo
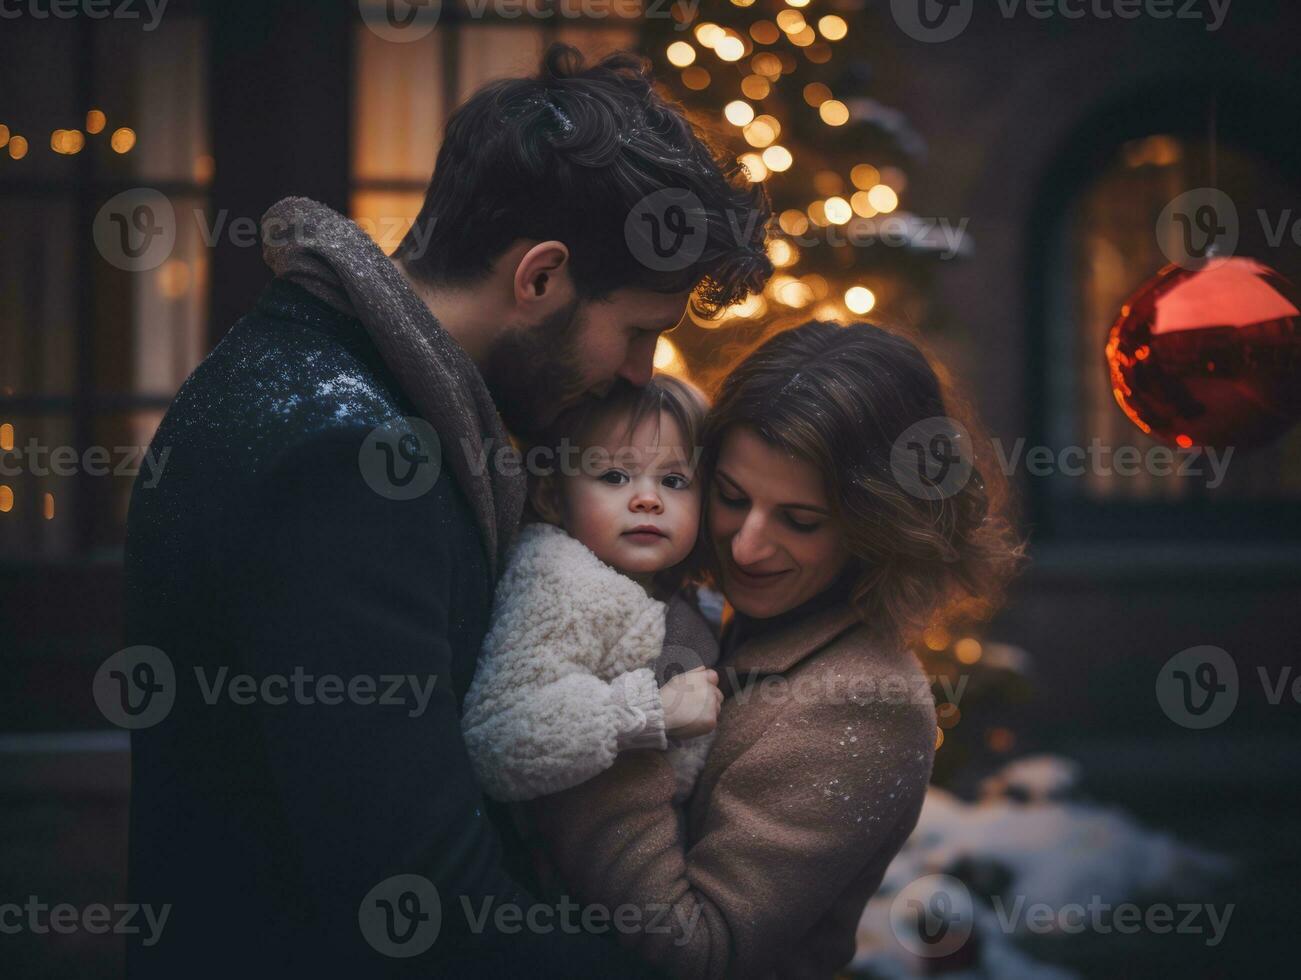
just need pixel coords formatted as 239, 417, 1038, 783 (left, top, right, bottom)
260, 196, 524, 578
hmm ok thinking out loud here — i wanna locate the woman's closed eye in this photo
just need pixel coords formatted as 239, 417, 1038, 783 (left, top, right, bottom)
715, 485, 823, 532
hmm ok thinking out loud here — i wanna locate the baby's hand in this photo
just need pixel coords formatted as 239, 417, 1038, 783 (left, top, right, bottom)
660, 666, 722, 739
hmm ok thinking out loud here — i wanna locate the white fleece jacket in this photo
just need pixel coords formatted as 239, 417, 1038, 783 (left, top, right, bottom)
462, 521, 713, 803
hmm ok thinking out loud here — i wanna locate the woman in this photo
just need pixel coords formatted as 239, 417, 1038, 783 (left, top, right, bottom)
525, 320, 1023, 979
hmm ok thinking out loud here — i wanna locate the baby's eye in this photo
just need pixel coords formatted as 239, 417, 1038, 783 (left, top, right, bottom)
599, 470, 629, 486
662, 473, 691, 491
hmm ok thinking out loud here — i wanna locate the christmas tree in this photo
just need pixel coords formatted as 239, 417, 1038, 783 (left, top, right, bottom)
643, 0, 967, 377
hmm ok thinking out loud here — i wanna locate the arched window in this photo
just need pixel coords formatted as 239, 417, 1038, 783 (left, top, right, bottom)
1029, 91, 1301, 541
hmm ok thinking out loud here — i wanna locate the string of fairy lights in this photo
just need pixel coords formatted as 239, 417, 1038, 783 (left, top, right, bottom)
654, 0, 915, 335
0, 110, 137, 161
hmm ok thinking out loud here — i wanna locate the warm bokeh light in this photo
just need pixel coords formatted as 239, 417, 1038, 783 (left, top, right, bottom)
778, 209, 809, 236
682, 67, 711, 90
803, 82, 832, 107
741, 74, 770, 100
666, 41, 696, 67
739, 152, 768, 182
749, 21, 779, 45
804, 42, 832, 65
731, 0, 756, 7
850, 191, 877, 218
786, 0, 810, 7
9, 135, 29, 160
751, 53, 782, 77
955, 637, 983, 664
0, 423, 12, 451
851, 163, 881, 189
111, 127, 137, 153
987, 728, 1016, 753
726, 293, 767, 319
923, 624, 951, 651
776, 10, 806, 33
789, 26, 816, 47
715, 35, 745, 62
654, 336, 687, 375
879, 165, 909, 192
0, 124, 9, 148
0, 486, 12, 514
52, 130, 85, 154
724, 100, 755, 126
158, 259, 193, 300
824, 196, 851, 224
775, 276, 814, 308
807, 199, 828, 226
762, 144, 793, 172
813, 170, 843, 196
867, 184, 899, 213
695, 23, 724, 48
768, 238, 797, 267
845, 286, 877, 315
818, 15, 848, 40
86, 109, 107, 134
743, 119, 777, 148
43, 492, 55, 521
818, 99, 849, 126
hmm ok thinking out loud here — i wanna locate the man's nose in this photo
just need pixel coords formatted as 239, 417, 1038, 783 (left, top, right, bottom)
617, 345, 656, 387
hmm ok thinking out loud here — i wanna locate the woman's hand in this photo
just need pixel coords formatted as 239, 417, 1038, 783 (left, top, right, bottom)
660, 666, 722, 739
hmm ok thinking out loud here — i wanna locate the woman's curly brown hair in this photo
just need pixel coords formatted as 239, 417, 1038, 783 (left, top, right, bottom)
700, 320, 1027, 650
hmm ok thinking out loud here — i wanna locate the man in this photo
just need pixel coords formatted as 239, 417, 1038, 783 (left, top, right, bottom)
123, 44, 771, 978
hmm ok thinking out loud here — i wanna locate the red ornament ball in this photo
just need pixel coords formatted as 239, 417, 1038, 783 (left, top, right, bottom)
1105, 257, 1301, 450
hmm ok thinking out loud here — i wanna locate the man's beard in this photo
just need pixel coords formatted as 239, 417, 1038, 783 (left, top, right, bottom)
479, 296, 591, 443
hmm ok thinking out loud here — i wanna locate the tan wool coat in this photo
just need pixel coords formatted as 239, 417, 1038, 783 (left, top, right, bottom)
524, 599, 938, 980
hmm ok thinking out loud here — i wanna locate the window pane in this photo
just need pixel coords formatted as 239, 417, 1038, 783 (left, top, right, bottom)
1062, 137, 1301, 503
455, 24, 544, 99
553, 24, 639, 59
92, 16, 211, 184
90, 193, 208, 397
351, 190, 426, 256
0, 199, 77, 397
0, 416, 77, 562
353, 26, 444, 182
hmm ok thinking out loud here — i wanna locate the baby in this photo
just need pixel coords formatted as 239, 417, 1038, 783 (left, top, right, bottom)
461, 375, 722, 805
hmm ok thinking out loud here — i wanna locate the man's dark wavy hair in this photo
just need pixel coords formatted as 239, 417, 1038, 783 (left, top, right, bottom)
392, 43, 774, 318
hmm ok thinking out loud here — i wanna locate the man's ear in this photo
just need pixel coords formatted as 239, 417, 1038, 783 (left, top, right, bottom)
527, 475, 565, 527
513, 240, 573, 307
